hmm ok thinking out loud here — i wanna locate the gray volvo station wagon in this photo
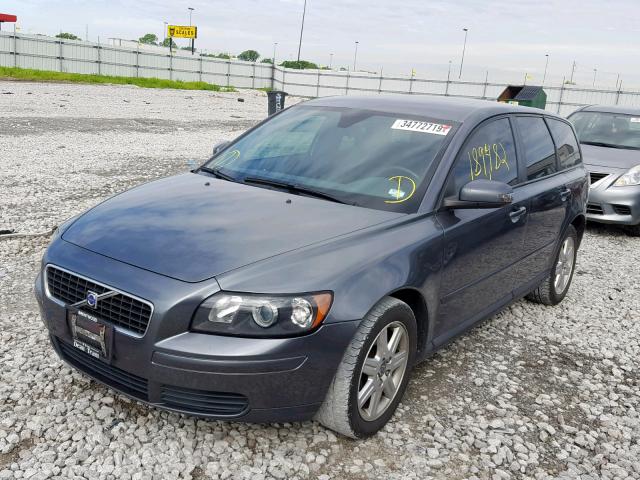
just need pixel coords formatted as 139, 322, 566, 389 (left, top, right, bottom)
35, 95, 588, 437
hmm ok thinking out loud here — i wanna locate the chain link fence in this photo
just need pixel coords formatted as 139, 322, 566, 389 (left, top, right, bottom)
2, 31, 640, 116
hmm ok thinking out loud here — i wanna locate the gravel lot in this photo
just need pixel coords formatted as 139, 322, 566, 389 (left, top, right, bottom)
1, 81, 639, 480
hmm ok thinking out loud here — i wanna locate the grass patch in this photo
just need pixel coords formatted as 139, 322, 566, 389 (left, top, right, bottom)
0, 66, 235, 92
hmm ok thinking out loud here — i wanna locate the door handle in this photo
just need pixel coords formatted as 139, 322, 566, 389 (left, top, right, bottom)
509, 206, 527, 223
560, 188, 572, 201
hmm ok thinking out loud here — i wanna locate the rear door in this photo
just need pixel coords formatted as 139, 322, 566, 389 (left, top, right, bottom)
512, 115, 574, 290
434, 116, 529, 342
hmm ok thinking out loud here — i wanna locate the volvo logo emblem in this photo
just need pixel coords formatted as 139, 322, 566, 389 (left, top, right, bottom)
86, 291, 99, 309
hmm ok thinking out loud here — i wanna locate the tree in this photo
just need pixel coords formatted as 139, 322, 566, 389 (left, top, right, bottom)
55, 32, 80, 41
203, 52, 231, 59
238, 50, 260, 62
138, 33, 158, 45
280, 60, 319, 70
160, 37, 177, 49
260, 58, 273, 64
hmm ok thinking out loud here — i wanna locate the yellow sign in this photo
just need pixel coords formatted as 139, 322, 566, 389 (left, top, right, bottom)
167, 25, 197, 39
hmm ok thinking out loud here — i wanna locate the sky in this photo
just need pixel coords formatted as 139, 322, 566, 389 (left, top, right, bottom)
5, 0, 640, 87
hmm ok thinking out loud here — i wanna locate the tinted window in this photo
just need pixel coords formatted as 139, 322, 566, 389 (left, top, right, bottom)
547, 119, 581, 169
516, 116, 557, 181
206, 106, 455, 213
447, 117, 518, 196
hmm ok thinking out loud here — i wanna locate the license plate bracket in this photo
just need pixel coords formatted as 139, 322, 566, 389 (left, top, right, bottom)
67, 307, 114, 362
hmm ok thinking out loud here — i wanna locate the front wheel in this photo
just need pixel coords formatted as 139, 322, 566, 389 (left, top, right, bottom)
315, 297, 417, 438
526, 225, 578, 305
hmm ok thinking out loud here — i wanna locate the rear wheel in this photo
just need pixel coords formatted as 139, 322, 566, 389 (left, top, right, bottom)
526, 225, 578, 306
315, 297, 417, 438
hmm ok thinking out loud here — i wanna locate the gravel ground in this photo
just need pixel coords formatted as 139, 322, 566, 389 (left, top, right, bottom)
1, 81, 639, 480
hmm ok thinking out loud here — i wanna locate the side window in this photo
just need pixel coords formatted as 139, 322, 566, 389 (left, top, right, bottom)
447, 117, 518, 196
515, 116, 557, 181
546, 118, 582, 170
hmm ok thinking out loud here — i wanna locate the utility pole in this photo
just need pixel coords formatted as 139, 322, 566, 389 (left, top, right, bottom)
188, 7, 195, 54
273, 42, 278, 64
329, 53, 333, 69
297, 0, 307, 62
569, 60, 576, 84
459, 28, 468, 79
85, 24, 88, 42
542, 54, 549, 85
593, 68, 597, 87
353, 41, 359, 71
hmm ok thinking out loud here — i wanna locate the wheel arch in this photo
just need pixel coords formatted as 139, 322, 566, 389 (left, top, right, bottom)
388, 287, 430, 356
571, 214, 586, 247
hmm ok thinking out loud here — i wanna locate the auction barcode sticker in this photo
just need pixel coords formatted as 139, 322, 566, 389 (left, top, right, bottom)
391, 119, 452, 135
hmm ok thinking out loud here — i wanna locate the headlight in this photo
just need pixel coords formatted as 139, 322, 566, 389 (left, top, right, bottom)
613, 165, 640, 186
192, 292, 333, 337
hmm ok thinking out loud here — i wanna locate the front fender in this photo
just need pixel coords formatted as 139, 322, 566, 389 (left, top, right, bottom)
216, 214, 444, 325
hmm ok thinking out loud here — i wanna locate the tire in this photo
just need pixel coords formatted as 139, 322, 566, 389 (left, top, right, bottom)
526, 225, 578, 306
625, 224, 640, 237
315, 297, 417, 438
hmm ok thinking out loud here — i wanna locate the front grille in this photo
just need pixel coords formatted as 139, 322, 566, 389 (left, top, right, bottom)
613, 204, 632, 215
46, 266, 152, 335
589, 172, 609, 184
58, 339, 148, 401
587, 203, 604, 215
161, 385, 249, 416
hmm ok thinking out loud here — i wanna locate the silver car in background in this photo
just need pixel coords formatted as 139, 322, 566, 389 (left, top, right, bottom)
568, 106, 640, 236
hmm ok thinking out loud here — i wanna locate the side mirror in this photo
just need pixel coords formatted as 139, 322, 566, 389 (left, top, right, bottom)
444, 179, 513, 209
212, 141, 230, 156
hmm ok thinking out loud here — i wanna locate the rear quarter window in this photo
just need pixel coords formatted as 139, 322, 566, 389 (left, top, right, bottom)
515, 116, 557, 181
547, 119, 581, 170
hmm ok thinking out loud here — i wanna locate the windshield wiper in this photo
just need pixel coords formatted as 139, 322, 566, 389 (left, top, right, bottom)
243, 176, 351, 205
581, 141, 635, 150
199, 166, 239, 182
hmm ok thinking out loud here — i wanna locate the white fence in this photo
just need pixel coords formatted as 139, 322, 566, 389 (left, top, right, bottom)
2, 31, 640, 116
0, 32, 273, 89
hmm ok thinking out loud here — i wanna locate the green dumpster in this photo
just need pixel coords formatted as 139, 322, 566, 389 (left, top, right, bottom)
497, 85, 547, 109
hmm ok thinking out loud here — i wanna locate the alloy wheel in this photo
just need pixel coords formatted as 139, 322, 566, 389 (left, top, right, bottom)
554, 236, 575, 294
357, 321, 409, 421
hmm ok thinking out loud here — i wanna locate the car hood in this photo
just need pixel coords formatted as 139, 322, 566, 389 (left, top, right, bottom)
62, 173, 401, 282
581, 144, 640, 172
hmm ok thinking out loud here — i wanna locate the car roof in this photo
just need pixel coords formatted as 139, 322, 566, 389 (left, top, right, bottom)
300, 94, 556, 123
578, 104, 640, 116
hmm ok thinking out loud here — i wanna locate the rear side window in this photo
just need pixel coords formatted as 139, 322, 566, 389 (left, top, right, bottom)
515, 116, 557, 181
546, 119, 582, 169
447, 117, 518, 196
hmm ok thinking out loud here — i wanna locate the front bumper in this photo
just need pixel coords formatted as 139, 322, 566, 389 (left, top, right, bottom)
587, 175, 640, 226
35, 243, 359, 423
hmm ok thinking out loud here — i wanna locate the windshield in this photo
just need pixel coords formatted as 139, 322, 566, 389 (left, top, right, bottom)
569, 111, 640, 150
203, 105, 456, 212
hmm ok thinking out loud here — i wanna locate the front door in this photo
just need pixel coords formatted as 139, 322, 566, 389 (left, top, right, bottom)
434, 117, 528, 343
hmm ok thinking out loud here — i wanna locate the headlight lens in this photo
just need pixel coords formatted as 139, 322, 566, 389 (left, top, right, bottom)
613, 165, 640, 186
192, 292, 333, 337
